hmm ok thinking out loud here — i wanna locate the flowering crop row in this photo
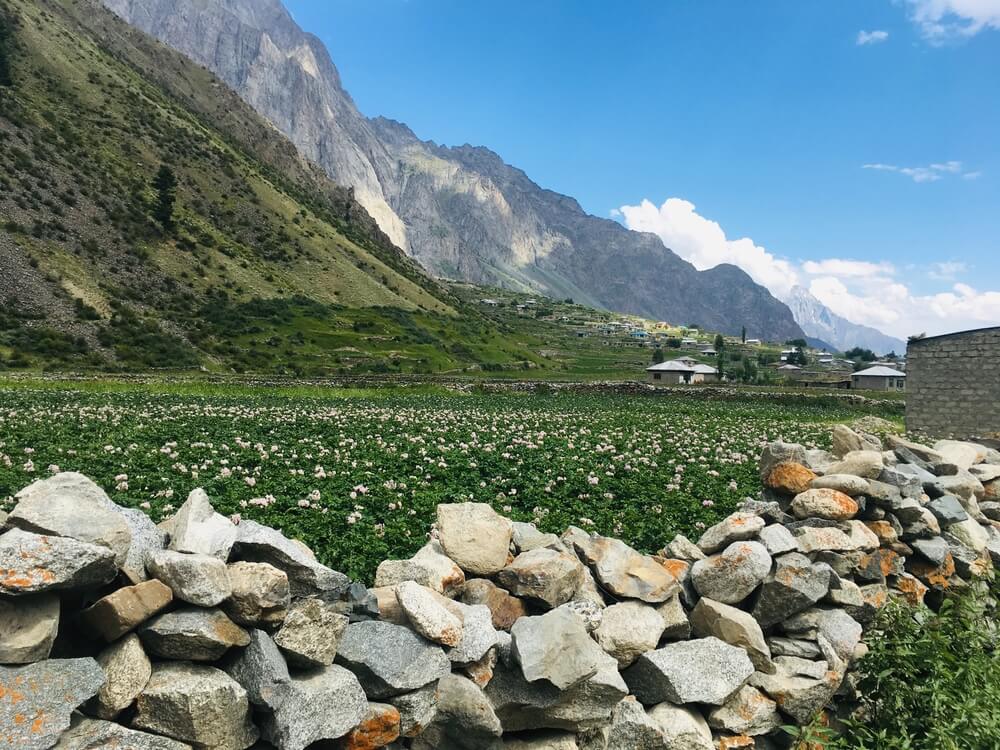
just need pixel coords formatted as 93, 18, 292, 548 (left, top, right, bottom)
0, 387, 891, 580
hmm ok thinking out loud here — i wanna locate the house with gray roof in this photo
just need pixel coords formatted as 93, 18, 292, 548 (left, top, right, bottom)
851, 365, 906, 391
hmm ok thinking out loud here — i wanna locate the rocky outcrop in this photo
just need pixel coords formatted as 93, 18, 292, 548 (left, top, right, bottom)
3, 429, 999, 748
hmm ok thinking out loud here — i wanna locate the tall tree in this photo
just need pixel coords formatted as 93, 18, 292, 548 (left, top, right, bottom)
714, 333, 725, 352
152, 165, 178, 231
651, 347, 665, 365
741, 326, 747, 344
0, 7, 16, 87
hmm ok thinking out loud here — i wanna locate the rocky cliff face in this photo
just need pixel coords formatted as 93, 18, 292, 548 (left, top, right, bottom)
786, 286, 905, 355
104, 0, 806, 340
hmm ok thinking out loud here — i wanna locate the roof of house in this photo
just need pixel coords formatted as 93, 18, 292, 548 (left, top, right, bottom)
853, 365, 907, 377
692, 364, 718, 374
778, 364, 802, 370
647, 360, 695, 372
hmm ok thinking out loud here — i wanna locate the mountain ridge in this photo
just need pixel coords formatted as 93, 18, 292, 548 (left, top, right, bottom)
785, 286, 906, 355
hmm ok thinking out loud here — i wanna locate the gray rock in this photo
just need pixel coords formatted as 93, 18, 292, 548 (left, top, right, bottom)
0, 528, 117, 594
449, 603, 499, 664
690, 541, 771, 605
337, 620, 451, 698
504, 731, 579, 750
759, 442, 807, 482
758, 524, 799, 555
140, 607, 250, 661
690, 598, 773, 673
168, 488, 237, 560
10, 472, 131, 566
792, 525, 858, 553
752, 552, 831, 628
513, 521, 562, 553
750, 659, 842, 724
260, 665, 368, 750
934, 440, 985, 470
767, 637, 822, 659
395, 580, 465, 646
375, 540, 466, 595
274, 597, 349, 667
221, 628, 290, 708
782, 608, 863, 664
947, 517, 990, 553
0, 658, 105, 749
707, 684, 783, 736
647, 702, 713, 750
926, 472, 984, 502
623, 637, 754, 706
664, 534, 706, 561
147, 549, 232, 607
485, 650, 628, 732
233, 519, 349, 597
114, 507, 166, 584
810, 474, 870, 496
133, 662, 258, 750
557, 599, 604, 633
0, 593, 59, 664
389, 683, 439, 738
427, 674, 503, 746
980, 501, 1000, 521
93, 633, 151, 719
594, 601, 667, 668
497, 548, 584, 609
601, 698, 667, 750
970, 464, 1000, 482
878, 466, 925, 499
825, 450, 884, 479
512, 608, 604, 690
437, 503, 514, 576
574, 536, 678, 603
221, 561, 289, 627
53, 715, 192, 749
831, 424, 879, 458
911, 536, 950, 566
696, 512, 766, 554
656, 595, 691, 640
927, 495, 969, 526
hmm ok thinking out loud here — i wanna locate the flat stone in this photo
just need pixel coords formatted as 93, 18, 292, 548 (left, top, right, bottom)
912, 536, 950, 566
81, 579, 173, 642
233, 519, 349, 597
0, 658, 105, 750
93, 633, 151, 719
758, 524, 799, 555
10, 472, 131, 566
970, 464, 1000, 482
512, 608, 604, 690
53, 715, 192, 749
594, 601, 667, 668
222, 561, 289, 627
696, 512, 766, 554
708, 684, 783, 736
147, 549, 232, 607
575, 536, 679, 603
782, 608, 863, 664
260, 665, 368, 750
437, 503, 513, 576
375, 540, 466, 596
485, 650, 628, 733
274, 597, 349, 667
497, 548, 584, 609
337, 620, 451, 698
623, 637, 754, 706
768, 637, 822, 659
339, 702, 401, 750
763, 462, 817, 495
168, 488, 237, 560
792, 525, 857, 553
460, 578, 527, 631
690, 541, 771, 605
926, 472, 985, 502
133, 662, 258, 750
449, 603, 498, 664
388, 683, 439, 738
810, 474, 870, 496
0, 528, 117, 595
396, 580, 465, 646
140, 607, 249, 661
0, 593, 59, 664
791, 488, 859, 521
221, 628, 290, 708
825, 450, 884, 479
690, 598, 773, 673
114, 507, 166, 584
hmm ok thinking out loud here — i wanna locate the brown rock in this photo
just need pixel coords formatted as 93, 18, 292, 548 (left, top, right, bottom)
864, 521, 898, 546
337, 703, 401, 750
790, 488, 859, 521
460, 578, 527, 631
718, 736, 756, 750
906, 553, 956, 590
81, 579, 173, 642
764, 462, 818, 495
371, 585, 408, 624
893, 573, 929, 606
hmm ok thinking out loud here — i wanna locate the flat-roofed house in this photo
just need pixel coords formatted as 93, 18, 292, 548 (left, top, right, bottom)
647, 360, 695, 384
852, 365, 906, 391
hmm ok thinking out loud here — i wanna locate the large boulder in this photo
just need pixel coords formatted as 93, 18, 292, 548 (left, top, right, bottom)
623, 638, 754, 706
690, 541, 771, 605
139, 607, 250, 662
80, 579, 173, 642
437, 503, 513, 576
168, 489, 237, 560
496, 548, 584, 609
132, 662, 258, 750
0, 593, 59, 663
273, 598, 349, 668
690, 598, 773, 673
0, 528, 117, 595
232, 520, 349, 597
763, 462, 817, 495
511, 608, 605, 690
222, 561, 289, 628
0, 658, 106, 749
593, 601, 667, 668
825, 450, 884, 479
752, 552, 831, 628
696, 513, 766, 555
574, 536, 679, 603
336, 620, 451, 698
10, 473, 131, 566
93, 633, 152, 719
790, 489, 858, 521
147, 549, 232, 607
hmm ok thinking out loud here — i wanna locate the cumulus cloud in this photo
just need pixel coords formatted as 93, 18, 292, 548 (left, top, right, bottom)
616, 196, 1000, 338
862, 160, 979, 182
905, 0, 1000, 40
857, 29, 890, 44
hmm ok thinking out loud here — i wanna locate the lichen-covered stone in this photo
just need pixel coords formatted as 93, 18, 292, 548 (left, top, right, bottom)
0, 528, 117, 595
574, 536, 679, 603
497, 548, 584, 609
221, 561, 289, 627
690, 541, 771, 605
139, 607, 250, 662
273, 597, 349, 667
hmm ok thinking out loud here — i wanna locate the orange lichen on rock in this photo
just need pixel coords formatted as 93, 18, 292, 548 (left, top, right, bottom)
764, 462, 818, 495
338, 704, 401, 750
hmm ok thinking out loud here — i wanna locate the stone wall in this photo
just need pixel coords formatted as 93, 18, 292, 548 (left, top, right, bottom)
906, 326, 1000, 441
2, 428, 1000, 749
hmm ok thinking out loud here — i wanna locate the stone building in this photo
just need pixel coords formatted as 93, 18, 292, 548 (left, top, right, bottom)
851, 365, 906, 391
906, 326, 1000, 440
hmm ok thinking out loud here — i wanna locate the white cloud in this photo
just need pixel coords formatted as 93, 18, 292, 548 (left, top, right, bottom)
905, 0, 1000, 40
857, 29, 890, 44
862, 160, 974, 183
963, 170, 983, 180
617, 196, 1000, 339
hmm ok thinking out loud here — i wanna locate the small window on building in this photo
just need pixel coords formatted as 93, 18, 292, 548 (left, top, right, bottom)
654, 373, 661, 380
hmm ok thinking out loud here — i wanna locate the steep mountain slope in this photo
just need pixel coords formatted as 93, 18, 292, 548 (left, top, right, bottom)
104, 0, 806, 341
786, 286, 906, 355
0, 0, 542, 374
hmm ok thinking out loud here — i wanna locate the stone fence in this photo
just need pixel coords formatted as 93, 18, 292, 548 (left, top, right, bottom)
2, 427, 999, 749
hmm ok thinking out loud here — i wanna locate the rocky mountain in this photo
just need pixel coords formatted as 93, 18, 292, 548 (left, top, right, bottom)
103, 0, 806, 341
785, 286, 905, 355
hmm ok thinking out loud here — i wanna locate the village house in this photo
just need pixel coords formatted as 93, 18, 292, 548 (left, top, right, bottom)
852, 365, 906, 391
745, 338, 762, 346
646, 359, 719, 385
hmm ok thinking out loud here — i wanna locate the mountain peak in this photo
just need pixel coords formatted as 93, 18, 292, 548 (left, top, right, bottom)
785, 285, 904, 354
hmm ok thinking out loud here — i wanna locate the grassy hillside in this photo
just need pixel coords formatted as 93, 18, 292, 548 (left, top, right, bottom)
0, 0, 547, 375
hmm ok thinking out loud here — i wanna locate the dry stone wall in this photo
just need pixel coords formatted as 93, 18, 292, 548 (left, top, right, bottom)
2, 425, 1000, 749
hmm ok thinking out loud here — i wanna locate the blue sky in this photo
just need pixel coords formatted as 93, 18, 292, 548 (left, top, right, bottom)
285, 0, 1000, 337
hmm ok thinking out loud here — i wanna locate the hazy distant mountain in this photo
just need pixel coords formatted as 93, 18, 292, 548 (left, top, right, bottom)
103, 0, 806, 341
786, 286, 906, 355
